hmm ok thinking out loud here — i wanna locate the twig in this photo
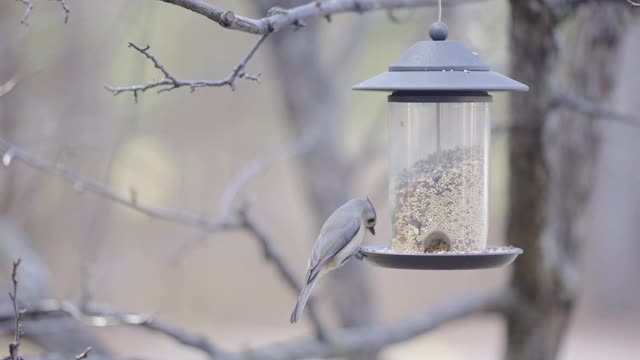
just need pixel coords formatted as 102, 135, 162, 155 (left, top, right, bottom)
105, 34, 268, 101
16, 0, 33, 25
8, 259, 23, 360
75, 347, 92, 360
53, 0, 71, 23
627, 0, 639, 6
0, 75, 20, 98
14, 0, 70, 25
550, 94, 639, 127
217, 123, 320, 216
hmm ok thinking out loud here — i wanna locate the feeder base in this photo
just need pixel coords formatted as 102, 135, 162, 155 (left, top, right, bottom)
359, 245, 522, 270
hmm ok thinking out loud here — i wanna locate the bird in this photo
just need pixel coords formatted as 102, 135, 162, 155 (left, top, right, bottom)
290, 197, 376, 323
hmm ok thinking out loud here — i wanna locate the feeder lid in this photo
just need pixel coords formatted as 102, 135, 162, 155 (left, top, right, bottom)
353, 23, 528, 92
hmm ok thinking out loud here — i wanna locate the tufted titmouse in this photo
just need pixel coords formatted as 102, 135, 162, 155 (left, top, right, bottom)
290, 198, 377, 323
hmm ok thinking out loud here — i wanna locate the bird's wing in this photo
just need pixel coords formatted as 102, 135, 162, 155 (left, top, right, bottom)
305, 214, 360, 284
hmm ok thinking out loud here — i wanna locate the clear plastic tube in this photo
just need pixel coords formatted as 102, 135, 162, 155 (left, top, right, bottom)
388, 93, 490, 253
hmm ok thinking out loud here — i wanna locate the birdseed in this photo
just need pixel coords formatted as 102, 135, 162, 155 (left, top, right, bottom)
391, 147, 486, 253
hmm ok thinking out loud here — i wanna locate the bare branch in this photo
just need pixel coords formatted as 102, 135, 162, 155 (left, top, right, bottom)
234, 289, 514, 360
16, 0, 33, 25
0, 300, 223, 359
54, 0, 71, 24
546, 0, 638, 23
238, 208, 329, 340
108, 0, 476, 99
550, 94, 639, 126
1, 290, 513, 360
154, 0, 471, 35
0, 138, 240, 233
0, 137, 326, 337
8, 259, 23, 360
14, 0, 70, 25
105, 35, 268, 101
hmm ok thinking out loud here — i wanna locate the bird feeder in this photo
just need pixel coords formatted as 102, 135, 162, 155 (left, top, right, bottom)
355, 22, 527, 270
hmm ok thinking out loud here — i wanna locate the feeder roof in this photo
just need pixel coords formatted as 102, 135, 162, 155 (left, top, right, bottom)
353, 40, 528, 92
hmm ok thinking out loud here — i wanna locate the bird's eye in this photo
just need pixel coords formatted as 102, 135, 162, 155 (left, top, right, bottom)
367, 218, 376, 225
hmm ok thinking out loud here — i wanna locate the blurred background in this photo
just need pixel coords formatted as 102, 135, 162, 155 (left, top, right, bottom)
0, 0, 638, 359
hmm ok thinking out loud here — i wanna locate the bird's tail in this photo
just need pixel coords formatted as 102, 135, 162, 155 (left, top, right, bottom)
290, 277, 318, 324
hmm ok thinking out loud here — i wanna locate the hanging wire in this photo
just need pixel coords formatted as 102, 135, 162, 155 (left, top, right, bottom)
438, 0, 442, 22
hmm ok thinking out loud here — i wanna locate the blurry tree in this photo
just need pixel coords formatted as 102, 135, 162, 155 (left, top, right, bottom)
0, 0, 638, 360
506, 1, 634, 358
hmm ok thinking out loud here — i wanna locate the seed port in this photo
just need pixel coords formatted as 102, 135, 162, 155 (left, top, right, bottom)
423, 230, 451, 253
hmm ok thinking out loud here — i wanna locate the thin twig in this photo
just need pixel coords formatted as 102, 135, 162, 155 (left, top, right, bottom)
15, 0, 70, 25
8, 259, 23, 360
216, 123, 320, 217
53, 0, 71, 23
550, 94, 639, 127
105, 34, 268, 101
0, 75, 20, 98
16, 0, 33, 25
75, 347, 92, 360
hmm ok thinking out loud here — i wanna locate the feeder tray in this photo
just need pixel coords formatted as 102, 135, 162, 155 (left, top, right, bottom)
359, 245, 523, 270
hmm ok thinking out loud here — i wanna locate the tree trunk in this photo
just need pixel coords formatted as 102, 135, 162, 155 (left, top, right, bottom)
505, 1, 631, 359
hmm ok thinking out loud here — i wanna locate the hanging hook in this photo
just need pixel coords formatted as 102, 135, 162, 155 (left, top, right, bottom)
430, 0, 448, 41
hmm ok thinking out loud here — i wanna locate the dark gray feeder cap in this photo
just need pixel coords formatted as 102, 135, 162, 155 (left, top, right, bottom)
353, 25, 528, 92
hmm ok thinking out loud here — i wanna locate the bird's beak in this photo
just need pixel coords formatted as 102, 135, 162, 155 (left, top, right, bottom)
369, 226, 376, 236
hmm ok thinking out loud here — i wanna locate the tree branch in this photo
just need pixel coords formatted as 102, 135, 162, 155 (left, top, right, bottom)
550, 94, 639, 126
108, 0, 476, 98
104, 34, 268, 101
155, 0, 470, 34
232, 289, 514, 360
0, 136, 327, 337
238, 208, 329, 340
1, 289, 513, 360
0, 300, 223, 359
0, 138, 239, 233
546, 0, 638, 23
